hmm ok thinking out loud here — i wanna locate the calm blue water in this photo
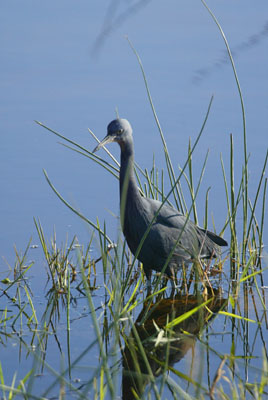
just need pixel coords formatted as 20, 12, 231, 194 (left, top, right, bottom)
1, 1, 268, 397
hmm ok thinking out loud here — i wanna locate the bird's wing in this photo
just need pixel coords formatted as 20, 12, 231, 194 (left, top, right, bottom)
141, 199, 198, 263
144, 198, 223, 260
145, 198, 187, 229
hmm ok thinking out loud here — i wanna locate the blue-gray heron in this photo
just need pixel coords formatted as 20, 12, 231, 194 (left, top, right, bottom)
93, 119, 227, 287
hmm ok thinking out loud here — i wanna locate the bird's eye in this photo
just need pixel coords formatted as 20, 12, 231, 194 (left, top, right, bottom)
118, 129, 124, 134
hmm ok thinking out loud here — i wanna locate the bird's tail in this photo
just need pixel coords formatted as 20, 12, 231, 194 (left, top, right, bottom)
199, 228, 228, 247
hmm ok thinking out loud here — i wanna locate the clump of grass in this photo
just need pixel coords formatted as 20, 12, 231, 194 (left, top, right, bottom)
34, 218, 78, 294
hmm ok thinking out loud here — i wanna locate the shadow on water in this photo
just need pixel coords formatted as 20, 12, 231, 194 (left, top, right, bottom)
122, 288, 227, 399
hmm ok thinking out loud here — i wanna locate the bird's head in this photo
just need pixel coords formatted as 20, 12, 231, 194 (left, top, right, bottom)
93, 119, 132, 153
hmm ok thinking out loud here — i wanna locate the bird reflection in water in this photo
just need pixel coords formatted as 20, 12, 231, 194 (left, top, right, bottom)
122, 289, 227, 399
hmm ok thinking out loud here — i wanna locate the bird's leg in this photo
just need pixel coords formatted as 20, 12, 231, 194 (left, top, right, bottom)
146, 282, 152, 297
166, 265, 177, 292
143, 266, 152, 294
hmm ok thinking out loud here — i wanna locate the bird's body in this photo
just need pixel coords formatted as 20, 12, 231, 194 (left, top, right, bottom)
93, 119, 227, 285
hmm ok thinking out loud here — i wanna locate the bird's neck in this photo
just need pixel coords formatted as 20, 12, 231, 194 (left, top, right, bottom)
119, 139, 140, 206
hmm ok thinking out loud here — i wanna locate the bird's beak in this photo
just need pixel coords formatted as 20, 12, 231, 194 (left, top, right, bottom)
92, 135, 115, 153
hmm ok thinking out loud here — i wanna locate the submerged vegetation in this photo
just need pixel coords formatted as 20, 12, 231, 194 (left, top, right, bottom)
1, 3, 268, 400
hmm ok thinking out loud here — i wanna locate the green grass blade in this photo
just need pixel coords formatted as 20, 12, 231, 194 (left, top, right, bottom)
201, 0, 248, 260
43, 169, 113, 244
166, 298, 213, 329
